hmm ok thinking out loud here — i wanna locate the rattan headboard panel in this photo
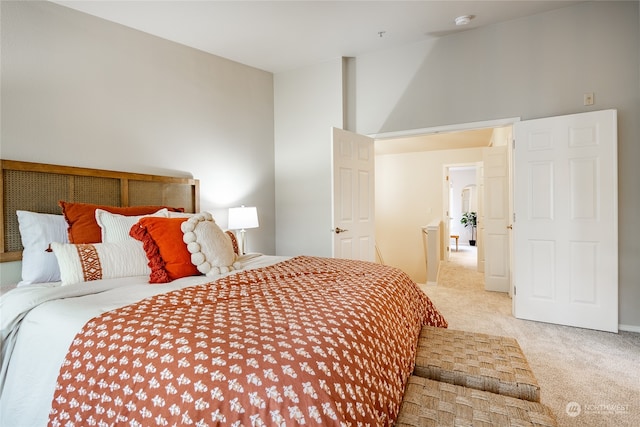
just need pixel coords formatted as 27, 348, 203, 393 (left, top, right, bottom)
72, 176, 121, 206
128, 180, 194, 210
1, 160, 199, 262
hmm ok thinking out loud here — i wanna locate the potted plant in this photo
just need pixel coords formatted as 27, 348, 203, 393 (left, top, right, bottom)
460, 211, 477, 246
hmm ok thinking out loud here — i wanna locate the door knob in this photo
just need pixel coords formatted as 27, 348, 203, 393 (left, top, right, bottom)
507, 224, 513, 229
334, 227, 348, 234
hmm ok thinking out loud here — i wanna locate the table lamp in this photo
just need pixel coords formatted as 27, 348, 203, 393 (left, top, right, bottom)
228, 206, 259, 254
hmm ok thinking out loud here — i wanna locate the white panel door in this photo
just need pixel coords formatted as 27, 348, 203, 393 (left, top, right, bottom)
513, 110, 618, 332
331, 128, 375, 261
483, 146, 510, 292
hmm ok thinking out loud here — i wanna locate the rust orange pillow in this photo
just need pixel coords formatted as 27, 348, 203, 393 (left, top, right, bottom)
129, 217, 200, 283
226, 230, 239, 255
59, 201, 184, 244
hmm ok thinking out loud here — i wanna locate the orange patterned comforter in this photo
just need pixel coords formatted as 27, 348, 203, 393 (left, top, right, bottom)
48, 256, 447, 426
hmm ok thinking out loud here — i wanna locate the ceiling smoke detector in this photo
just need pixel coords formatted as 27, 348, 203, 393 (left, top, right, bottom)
454, 15, 473, 26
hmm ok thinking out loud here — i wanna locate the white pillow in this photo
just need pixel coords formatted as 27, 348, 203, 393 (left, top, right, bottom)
16, 210, 69, 286
50, 241, 151, 286
181, 212, 241, 277
95, 208, 169, 242
167, 211, 195, 218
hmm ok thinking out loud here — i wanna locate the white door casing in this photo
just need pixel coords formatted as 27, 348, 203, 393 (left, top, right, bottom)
483, 145, 510, 292
331, 128, 375, 261
443, 171, 452, 261
513, 109, 618, 333
476, 163, 485, 273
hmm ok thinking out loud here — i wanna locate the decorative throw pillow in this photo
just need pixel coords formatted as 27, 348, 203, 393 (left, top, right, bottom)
226, 230, 239, 255
16, 210, 69, 286
95, 208, 169, 242
167, 212, 238, 254
181, 212, 240, 277
59, 201, 184, 244
129, 217, 200, 283
50, 241, 151, 286
167, 212, 239, 254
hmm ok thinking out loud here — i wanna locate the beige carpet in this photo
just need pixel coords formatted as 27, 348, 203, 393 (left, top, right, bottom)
420, 245, 640, 427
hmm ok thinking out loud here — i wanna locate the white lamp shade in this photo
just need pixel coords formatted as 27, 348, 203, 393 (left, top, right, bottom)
228, 206, 259, 230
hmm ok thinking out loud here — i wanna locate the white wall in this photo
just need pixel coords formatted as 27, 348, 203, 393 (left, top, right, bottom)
274, 59, 344, 257
376, 148, 484, 283
355, 1, 640, 328
1, 1, 275, 284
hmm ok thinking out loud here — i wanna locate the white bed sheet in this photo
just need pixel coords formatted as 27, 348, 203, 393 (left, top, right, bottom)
0, 254, 288, 427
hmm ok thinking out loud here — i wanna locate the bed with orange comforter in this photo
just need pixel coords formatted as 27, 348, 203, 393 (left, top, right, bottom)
0, 162, 445, 426
46, 256, 445, 426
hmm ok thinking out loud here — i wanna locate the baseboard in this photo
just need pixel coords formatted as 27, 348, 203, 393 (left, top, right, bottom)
619, 324, 640, 333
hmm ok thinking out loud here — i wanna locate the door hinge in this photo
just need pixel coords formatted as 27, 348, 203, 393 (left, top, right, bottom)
514, 286, 516, 295
513, 212, 516, 223
512, 139, 516, 149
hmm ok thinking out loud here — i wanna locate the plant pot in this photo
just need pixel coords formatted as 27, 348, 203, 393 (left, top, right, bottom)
469, 240, 476, 246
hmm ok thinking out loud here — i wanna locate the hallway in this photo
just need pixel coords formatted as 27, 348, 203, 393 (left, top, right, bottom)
437, 244, 484, 291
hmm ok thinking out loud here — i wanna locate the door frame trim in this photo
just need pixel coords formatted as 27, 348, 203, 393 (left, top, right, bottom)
443, 162, 480, 262
369, 117, 521, 140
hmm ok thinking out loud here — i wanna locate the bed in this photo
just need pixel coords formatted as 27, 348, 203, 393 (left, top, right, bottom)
0, 160, 447, 426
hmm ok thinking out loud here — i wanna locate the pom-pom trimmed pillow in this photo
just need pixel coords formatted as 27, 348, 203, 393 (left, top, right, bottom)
166, 212, 238, 254
59, 201, 184, 244
129, 217, 200, 283
95, 208, 169, 242
16, 210, 69, 286
50, 241, 151, 286
181, 212, 240, 277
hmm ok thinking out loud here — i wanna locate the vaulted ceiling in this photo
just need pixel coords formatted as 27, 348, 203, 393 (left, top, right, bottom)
52, 1, 567, 153
53, 1, 581, 74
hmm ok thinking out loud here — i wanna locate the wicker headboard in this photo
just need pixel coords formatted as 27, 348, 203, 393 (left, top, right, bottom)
1, 160, 199, 262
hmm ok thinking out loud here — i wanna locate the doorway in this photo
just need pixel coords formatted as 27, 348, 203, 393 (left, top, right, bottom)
373, 117, 517, 288
447, 165, 479, 269
439, 244, 482, 291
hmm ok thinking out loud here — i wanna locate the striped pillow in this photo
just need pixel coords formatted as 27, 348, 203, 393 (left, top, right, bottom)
50, 241, 150, 285
95, 208, 169, 242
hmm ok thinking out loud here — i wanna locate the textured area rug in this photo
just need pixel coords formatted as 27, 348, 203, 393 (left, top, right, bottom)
421, 246, 640, 427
